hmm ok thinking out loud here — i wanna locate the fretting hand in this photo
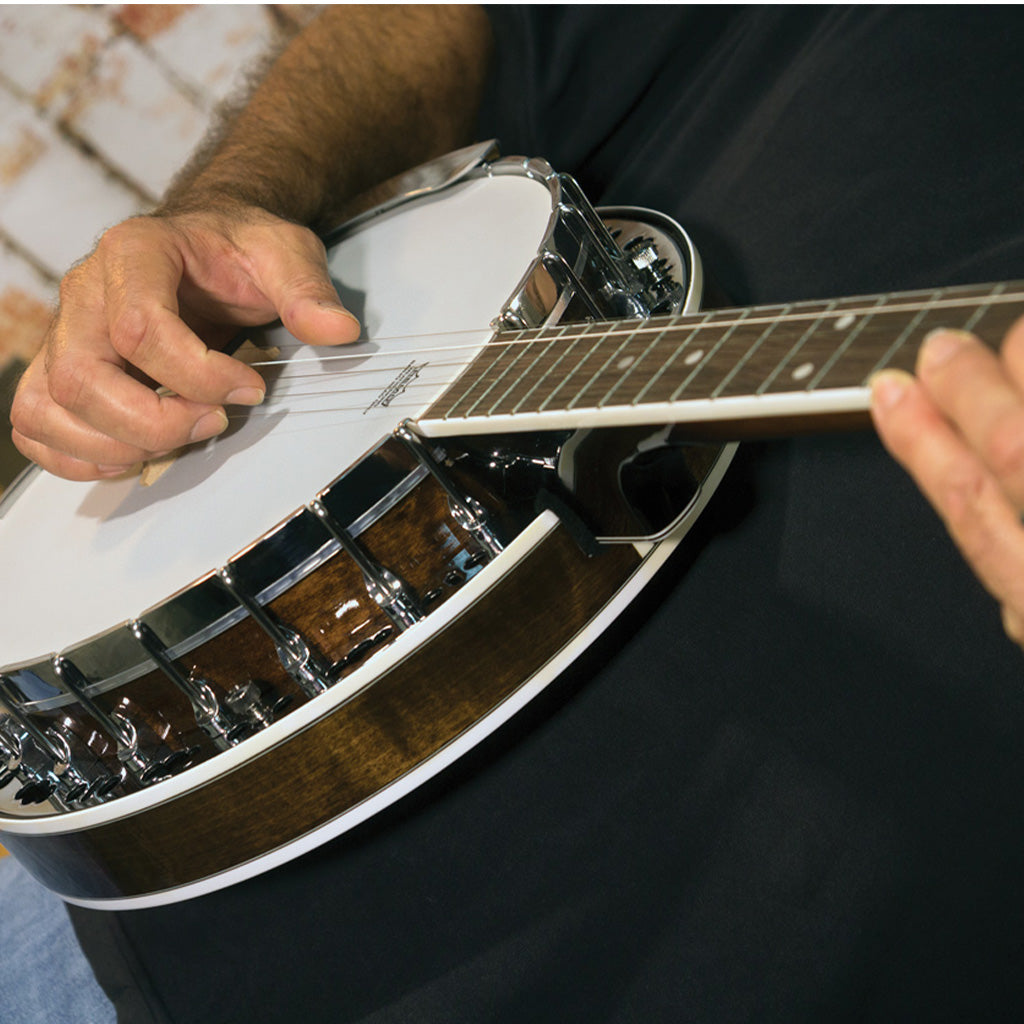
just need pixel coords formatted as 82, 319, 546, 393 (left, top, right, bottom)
10, 207, 359, 481
871, 316, 1024, 648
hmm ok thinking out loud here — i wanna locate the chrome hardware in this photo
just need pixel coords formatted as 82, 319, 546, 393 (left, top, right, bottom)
309, 500, 423, 630
0, 676, 89, 807
221, 680, 294, 741
37, 727, 92, 804
223, 680, 281, 734
217, 567, 334, 699
129, 621, 234, 749
0, 709, 25, 792
0, 684, 70, 778
624, 235, 659, 271
622, 235, 685, 313
0, 714, 22, 781
494, 178, 691, 333
396, 424, 503, 558
323, 140, 501, 236
51, 656, 151, 780
496, 173, 650, 330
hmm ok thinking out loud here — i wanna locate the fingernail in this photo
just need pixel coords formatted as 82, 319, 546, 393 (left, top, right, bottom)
97, 465, 131, 477
919, 328, 974, 369
869, 369, 912, 411
316, 301, 361, 329
225, 386, 265, 406
190, 409, 229, 443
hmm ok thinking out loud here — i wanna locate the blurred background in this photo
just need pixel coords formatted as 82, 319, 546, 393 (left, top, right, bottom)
0, 4, 317, 490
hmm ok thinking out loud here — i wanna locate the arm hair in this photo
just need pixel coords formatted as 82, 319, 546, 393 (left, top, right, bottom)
160, 6, 493, 233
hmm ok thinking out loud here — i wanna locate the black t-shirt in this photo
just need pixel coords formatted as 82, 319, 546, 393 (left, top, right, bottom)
70, 8, 1024, 1022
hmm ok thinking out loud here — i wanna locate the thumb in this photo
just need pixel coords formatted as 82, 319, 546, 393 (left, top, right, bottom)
248, 221, 362, 347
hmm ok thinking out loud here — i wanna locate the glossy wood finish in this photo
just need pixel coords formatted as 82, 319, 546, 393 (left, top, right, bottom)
2, 524, 641, 900
9, 478, 495, 805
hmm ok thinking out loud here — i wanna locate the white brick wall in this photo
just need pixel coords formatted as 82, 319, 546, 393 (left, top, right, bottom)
0, 239, 54, 363
0, 5, 110, 108
135, 5, 282, 110
0, 3, 303, 370
0, 84, 143, 276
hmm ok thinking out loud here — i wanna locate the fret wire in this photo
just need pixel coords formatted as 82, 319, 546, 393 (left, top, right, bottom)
866, 290, 940, 377
514, 323, 593, 413
462, 329, 537, 419
964, 282, 1006, 333
538, 323, 611, 413
807, 295, 886, 390
756, 301, 836, 394
508, 324, 573, 414
431, 280, 1024, 422
487, 324, 568, 415
600, 312, 710, 407
711, 305, 791, 399
442, 330, 523, 419
474, 285, 1024, 385
607, 286, 1024, 340
567, 322, 643, 410
624, 322, 696, 406
664, 309, 752, 404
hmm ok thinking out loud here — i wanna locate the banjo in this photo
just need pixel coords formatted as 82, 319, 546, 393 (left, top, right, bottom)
0, 145, 1021, 909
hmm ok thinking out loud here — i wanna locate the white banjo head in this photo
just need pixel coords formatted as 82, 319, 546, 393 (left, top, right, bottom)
0, 173, 557, 666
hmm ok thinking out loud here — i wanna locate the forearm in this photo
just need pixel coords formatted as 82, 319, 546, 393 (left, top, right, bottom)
161, 5, 493, 232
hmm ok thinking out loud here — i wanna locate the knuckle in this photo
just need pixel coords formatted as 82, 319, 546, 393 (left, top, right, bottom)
8, 386, 41, 438
57, 263, 89, 308
272, 218, 320, 248
283, 270, 332, 303
136, 424, 171, 453
135, 401, 189, 453
94, 217, 146, 255
983, 414, 1024, 483
931, 455, 1004, 541
9, 425, 32, 459
939, 469, 1008, 571
277, 222, 328, 265
45, 356, 87, 411
108, 305, 153, 363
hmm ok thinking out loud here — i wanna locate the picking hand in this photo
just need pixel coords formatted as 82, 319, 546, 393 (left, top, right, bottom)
10, 207, 360, 481
871, 316, 1024, 648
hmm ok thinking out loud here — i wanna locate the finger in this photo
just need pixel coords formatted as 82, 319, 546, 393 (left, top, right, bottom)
995, 313, 1024, 389
240, 221, 362, 347
47, 355, 228, 454
11, 361, 205, 469
914, 326, 1024, 507
10, 426, 137, 482
99, 224, 268, 405
40, 303, 230, 455
871, 369, 1024, 623
11, 390, 151, 469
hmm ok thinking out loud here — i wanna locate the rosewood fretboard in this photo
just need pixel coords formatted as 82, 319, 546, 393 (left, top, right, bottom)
417, 281, 1024, 440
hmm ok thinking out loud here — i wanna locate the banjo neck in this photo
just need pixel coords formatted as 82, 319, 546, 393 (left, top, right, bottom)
416, 280, 1024, 440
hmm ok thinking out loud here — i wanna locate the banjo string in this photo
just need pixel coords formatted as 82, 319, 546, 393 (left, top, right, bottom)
229, 284, 1022, 407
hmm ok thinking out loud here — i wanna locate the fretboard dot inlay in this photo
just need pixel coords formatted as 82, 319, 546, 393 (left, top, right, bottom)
425, 281, 1024, 434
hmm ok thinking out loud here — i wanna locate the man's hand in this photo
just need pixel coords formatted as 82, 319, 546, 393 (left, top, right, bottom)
871, 316, 1024, 647
10, 208, 359, 481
